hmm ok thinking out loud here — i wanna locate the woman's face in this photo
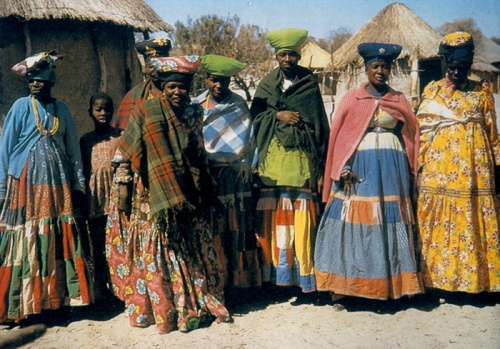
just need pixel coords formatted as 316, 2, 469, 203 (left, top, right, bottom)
163, 81, 190, 109
276, 50, 300, 74
366, 60, 391, 89
28, 79, 52, 100
206, 74, 231, 101
446, 60, 471, 86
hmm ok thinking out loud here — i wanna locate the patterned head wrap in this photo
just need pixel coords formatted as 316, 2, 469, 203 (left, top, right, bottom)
358, 43, 402, 70
201, 54, 247, 77
267, 28, 308, 54
11, 50, 63, 84
150, 55, 201, 85
438, 32, 475, 65
135, 38, 172, 60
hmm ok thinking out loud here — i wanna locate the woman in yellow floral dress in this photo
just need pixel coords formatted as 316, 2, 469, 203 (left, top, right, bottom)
416, 32, 500, 294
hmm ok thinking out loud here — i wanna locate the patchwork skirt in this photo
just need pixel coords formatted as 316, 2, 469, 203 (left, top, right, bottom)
315, 131, 423, 299
0, 136, 92, 322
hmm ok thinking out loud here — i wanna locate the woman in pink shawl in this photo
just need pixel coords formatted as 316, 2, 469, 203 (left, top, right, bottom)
314, 43, 423, 308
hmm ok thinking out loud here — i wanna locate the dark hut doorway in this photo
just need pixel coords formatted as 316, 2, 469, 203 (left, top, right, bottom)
419, 58, 443, 95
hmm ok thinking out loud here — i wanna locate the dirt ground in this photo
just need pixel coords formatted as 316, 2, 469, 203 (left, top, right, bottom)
1, 289, 499, 349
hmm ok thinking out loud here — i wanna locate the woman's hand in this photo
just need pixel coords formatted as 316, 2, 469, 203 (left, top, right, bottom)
238, 161, 251, 184
118, 184, 132, 215
341, 168, 363, 199
276, 110, 301, 125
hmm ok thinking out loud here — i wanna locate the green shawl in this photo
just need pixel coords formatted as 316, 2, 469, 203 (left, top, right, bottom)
250, 66, 329, 187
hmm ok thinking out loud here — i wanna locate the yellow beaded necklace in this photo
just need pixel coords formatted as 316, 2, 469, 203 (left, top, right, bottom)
32, 95, 59, 136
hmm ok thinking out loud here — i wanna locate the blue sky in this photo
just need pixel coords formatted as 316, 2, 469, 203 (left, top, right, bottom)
144, 0, 500, 40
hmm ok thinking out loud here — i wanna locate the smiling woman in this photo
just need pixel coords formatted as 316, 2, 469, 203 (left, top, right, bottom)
106, 55, 232, 334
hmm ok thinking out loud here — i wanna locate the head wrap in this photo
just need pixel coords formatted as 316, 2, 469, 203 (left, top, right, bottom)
267, 28, 308, 54
438, 32, 474, 65
358, 43, 402, 70
201, 54, 247, 77
11, 50, 63, 84
151, 55, 201, 85
135, 38, 172, 61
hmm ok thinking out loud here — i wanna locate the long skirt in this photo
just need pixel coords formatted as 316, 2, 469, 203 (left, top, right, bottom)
315, 131, 423, 300
210, 166, 261, 288
418, 122, 500, 293
106, 175, 231, 334
255, 186, 318, 293
0, 136, 92, 322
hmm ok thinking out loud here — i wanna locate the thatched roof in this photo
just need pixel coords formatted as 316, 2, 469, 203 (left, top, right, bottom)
299, 41, 332, 69
331, 2, 442, 70
472, 55, 499, 73
0, 0, 172, 32
475, 32, 500, 64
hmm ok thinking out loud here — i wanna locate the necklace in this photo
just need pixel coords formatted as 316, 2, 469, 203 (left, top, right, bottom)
32, 96, 59, 136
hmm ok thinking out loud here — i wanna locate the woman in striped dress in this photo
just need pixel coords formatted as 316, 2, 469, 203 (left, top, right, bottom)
315, 43, 423, 305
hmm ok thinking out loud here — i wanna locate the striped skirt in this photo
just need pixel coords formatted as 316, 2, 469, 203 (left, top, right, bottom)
210, 165, 261, 288
0, 136, 92, 322
315, 131, 423, 299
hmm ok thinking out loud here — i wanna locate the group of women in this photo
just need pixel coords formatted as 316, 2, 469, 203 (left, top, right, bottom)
0, 29, 498, 334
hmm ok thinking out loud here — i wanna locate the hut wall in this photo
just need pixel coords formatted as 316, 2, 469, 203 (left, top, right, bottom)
0, 19, 143, 137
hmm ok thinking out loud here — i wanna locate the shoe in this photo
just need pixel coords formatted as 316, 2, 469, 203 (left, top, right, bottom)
290, 292, 317, 306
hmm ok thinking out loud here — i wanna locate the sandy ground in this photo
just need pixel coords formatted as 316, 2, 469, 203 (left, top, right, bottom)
1, 290, 499, 349
1, 92, 500, 349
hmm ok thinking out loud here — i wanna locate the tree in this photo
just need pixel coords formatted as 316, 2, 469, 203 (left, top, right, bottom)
437, 18, 482, 39
233, 24, 273, 100
316, 27, 352, 54
491, 37, 500, 46
169, 15, 272, 100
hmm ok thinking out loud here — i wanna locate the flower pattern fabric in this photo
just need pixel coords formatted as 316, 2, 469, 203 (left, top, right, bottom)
417, 78, 500, 293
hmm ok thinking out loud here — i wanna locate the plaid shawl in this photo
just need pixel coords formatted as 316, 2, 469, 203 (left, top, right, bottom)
193, 90, 254, 164
111, 79, 162, 130
119, 98, 208, 214
250, 66, 329, 189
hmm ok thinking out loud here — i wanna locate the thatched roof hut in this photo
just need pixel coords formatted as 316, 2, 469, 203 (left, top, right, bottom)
299, 41, 332, 70
329, 2, 499, 105
0, 0, 172, 135
299, 41, 334, 95
329, 2, 443, 106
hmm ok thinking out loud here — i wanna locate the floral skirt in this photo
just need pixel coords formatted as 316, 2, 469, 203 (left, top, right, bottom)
418, 124, 500, 292
106, 174, 231, 334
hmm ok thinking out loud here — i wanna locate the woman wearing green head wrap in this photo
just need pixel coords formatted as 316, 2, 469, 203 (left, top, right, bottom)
250, 28, 330, 305
194, 55, 261, 300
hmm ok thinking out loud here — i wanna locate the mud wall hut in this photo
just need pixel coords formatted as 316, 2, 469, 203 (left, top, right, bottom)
0, 0, 172, 136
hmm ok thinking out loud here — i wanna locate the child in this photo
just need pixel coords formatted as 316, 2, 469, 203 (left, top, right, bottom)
80, 92, 122, 301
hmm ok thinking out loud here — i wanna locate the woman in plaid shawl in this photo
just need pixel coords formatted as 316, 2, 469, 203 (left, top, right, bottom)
109, 56, 231, 334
